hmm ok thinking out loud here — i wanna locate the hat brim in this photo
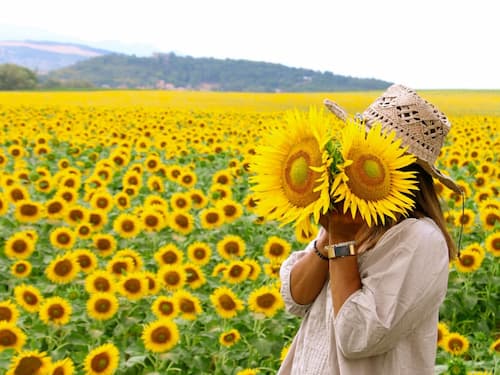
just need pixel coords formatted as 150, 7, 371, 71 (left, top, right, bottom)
323, 98, 463, 194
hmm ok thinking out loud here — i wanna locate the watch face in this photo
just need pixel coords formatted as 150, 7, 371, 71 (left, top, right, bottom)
335, 245, 352, 257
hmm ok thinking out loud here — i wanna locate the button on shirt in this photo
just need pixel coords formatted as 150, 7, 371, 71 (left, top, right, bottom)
278, 218, 449, 375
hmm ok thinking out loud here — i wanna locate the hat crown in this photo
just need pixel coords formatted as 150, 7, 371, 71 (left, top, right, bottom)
362, 84, 451, 165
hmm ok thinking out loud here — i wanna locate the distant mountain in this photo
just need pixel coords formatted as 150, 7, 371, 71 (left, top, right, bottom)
0, 40, 111, 73
0, 40, 392, 91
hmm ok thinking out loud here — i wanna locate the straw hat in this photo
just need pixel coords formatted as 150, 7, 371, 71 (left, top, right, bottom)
324, 84, 462, 193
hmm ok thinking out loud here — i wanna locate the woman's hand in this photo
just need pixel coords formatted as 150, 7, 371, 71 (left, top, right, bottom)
316, 205, 364, 249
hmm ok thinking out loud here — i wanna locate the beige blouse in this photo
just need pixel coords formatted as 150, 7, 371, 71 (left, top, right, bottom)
278, 218, 449, 375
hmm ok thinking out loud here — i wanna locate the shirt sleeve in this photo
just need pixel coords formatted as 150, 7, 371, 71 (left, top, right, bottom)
279, 234, 320, 317
334, 219, 450, 359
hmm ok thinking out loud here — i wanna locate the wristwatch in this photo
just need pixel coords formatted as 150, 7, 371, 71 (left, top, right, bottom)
325, 241, 356, 259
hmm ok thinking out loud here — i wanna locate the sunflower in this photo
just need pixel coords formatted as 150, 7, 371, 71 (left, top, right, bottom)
170, 192, 192, 211
210, 286, 244, 319
117, 272, 148, 300
151, 296, 179, 319
178, 170, 197, 190
45, 197, 67, 220
443, 332, 470, 356
236, 369, 259, 375
330, 122, 418, 226
14, 284, 43, 313
14, 199, 44, 223
217, 235, 246, 260
264, 262, 282, 279
4, 232, 36, 259
437, 322, 450, 348
0, 193, 8, 216
154, 244, 184, 266
56, 187, 78, 205
74, 249, 98, 273
490, 338, 500, 354
39, 296, 72, 326
45, 253, 80, 284
112, 213, 142, 239
173, 290, 203, 320
114, 248, 143, 271
243, 258, 262, 281
50, 227, 77, 251
88, 209, 108, 231
216, 198, 243, 223
6, 350, 51, 375
169, 210, 194, 235
49, 358, 75, 375
140, 207, 166, 232
243, 194, 258, 212
34, 176, 54, 194
106, 257, 135, 277
199, 207, 225, 229
223, 260, 250, 284
142, 319, 180, 353
280, 344, 290, 362
250, 108, 333, 233
263, 236, 291, 262
85, 270, 116, 294
219, 328, 241, 347
83, 343, 120, 375
453, 208, 476, 233
146, 175, 165, 192
485, 232, 500, 256
209, 183, 233, 201
480, 207, 499, 231
92, 233, 117, 257
75, 222, 93, 239
187, 242, 212, 266
0, 300, 19, 323
144, 154, 162, 173
90, 190, 114, 212
188, 188, 208, 209
183, 263, 206, 289
86, 292, 119, 321
294, 223, 319, 244
0, 321, 26, 351
454, 249, 483, 273
248, 285, 284, 318
157, 265, 186, 291
114, 192, 131, 210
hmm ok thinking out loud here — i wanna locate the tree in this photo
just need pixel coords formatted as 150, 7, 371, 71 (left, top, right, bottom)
0, 64, 38, 90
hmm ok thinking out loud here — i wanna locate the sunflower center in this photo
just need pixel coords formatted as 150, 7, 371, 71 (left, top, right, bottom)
13, 240, 28, 253
152, 327, 171, 343
346, 153, 390, 201
180, 298, 195, 313
282, 139, 321, 207
219, 295, 236, 310
96, 299, 111, 312
91, 353, 110, 371
160, 301, 173, 314
124, 279, 141, 293
0, 329, 16, 345
55, 260, 72, 276
48, 305, 63, 318
0, 307, 13, 321
256, 293, 276, 308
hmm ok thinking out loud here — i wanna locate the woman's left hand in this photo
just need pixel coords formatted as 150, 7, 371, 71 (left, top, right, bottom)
316, 205, 364, 249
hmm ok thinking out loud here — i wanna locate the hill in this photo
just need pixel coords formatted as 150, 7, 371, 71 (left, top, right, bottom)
0, 40, 391, 91
0, 40, 110, 73
46, 53, 391, 92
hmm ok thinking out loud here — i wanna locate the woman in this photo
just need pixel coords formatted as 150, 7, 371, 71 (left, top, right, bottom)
278, 84, 462, 374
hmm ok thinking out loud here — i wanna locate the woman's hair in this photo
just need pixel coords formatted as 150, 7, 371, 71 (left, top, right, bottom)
355, 163, 457, 260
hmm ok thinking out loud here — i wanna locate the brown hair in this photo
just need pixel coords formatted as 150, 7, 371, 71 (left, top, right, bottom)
355, 164, 457, 260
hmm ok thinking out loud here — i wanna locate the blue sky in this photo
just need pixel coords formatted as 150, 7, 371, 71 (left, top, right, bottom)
1, 0, 498, 89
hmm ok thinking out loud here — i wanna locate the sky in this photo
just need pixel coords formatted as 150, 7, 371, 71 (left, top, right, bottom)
1, 0, 499, 89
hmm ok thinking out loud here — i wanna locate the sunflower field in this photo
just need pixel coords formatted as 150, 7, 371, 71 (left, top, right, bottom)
0, 90, 498, 375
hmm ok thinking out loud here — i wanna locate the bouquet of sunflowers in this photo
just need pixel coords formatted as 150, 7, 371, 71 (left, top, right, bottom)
249, 108, 419, 234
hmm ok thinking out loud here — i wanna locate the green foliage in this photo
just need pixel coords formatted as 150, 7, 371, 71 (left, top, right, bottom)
0, 63, 38, 90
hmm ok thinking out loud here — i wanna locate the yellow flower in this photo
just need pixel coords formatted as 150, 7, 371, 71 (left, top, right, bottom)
0, 321, 26, 352
14, 199, 44, 223
454, 249, 483, 273
331, 122, 418, 226
151, 295, 179, 319
248, 285, 284, 318
92, 233, 117, 257
169, 210, 194, 235
187, 242, 212, 266
219, 328, 241, 347
199, 206, 225, 229
223, 260, 250, 284
480, 207, 499, 231
216, 198, 243, 223
490, 337, 500, 354
141, 319, 180, 353
113, 213, 142, 239
85, 270, 116, 294
178, 169, 197, 189
6, 350, 51, 375
173, 290, 203, 320
280, 344, 290, 362
453, 208, 476, 233
263, 236, 291, 262
114, 192, 131, 210
236, 369, 259, 375
86, 292, 119, 321
74, 249, 98, 273
184, 263, 206, 289
117, 272, 148, 300
49, 357, 75, 375
83, 343, 120, 375
217, 235, 246, 260
443, 332, 470, 356
210, 286, 244, 319
39, 296, 72, 326
90, 189, 115, 212
4, 232, 36, 259
250, 108, 332, 234
88, 209, 108, 231
45, 197, 67, 220
188, 188, 208, 209
0, 300, 19, 323
64, 204, 89, 226
14, 284, 43, 313
50, 227, 77, 251
243, 258, 262, 281
140, 207, 166, 232
106, 257, 135, 277
157, 265, 186, 291
437, 322, 450, 348
485, 232, 500, 256
154, 244, 184, 266
45, 253, 80, 284
5, 184, 30, 204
